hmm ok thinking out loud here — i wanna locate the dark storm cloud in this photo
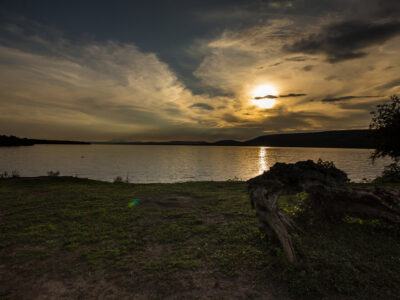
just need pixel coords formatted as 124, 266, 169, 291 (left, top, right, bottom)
373, 0, 400, 18
322, 95, 381, 103
222, 113, 241, 123
375, 78, 400, 91
250, 111, 333, 131
285, 20, 400, 63
324, 75, 338, 81
164, 108, 182, 115
384, 66, 394, 71
269, 62, 281, 67
279, 93, 307, 98
338, 99, 387, 111
76, 98, 172, 125
254, 93, 307, 100
189, 103, 215, 110
285, 56, 310, 62
302, 65, 313, 71
249, 109, 374, 133
254, 95, 278, 99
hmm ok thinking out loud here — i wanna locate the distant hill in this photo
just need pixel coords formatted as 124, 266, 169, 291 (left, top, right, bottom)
0, 135, 90, 147
99, 130, 374, 149
212, 140, 244, 146
240, 130, 373, 148
95, 141, 209, 145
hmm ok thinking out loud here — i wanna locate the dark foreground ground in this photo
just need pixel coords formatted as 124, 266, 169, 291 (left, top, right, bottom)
0, 177, 399, 299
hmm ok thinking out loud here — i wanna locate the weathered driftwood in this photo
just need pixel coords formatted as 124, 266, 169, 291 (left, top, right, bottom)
247, 160, 400, 262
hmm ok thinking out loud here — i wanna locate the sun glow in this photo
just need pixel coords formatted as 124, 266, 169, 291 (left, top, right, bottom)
251, 84, 278, 109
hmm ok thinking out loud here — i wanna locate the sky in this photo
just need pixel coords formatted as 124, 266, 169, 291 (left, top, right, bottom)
1, 0, 399, 142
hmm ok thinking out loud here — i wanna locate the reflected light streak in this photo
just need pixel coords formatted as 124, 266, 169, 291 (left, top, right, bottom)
258, 146, 269, 174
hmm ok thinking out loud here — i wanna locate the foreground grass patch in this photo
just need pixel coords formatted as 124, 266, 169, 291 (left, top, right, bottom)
0, 177, 399, 299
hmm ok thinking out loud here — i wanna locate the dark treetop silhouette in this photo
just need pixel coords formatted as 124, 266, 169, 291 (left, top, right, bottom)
370, 95, 400, 162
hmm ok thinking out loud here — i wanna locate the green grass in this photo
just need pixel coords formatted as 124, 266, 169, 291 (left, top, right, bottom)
0, 176, 399, 299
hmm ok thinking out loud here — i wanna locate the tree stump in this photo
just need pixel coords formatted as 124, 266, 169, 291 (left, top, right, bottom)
247, 160, 400, 262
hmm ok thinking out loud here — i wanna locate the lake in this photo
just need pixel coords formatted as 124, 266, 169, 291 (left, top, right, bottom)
0, 145, 390, 183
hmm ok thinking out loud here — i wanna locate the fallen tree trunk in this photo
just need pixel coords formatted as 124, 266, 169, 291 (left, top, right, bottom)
247, 160, 400, 262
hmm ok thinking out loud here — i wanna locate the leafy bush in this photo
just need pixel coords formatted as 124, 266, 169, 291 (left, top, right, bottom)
47, 170, 60, 177
0, 171, 20, 178
316, 158, 336, 169
113, 176, 123, 183
374, 162, 400, 183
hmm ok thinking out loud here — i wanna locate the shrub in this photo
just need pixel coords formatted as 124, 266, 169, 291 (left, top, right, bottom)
316, 158, 336, 169
374, 162, 400, 183
47, 170, 60, 177
113, 176, 123, 183
0, 171, 19, 178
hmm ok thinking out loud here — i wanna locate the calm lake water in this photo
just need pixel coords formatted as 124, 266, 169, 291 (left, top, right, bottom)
0, 145, 390, 183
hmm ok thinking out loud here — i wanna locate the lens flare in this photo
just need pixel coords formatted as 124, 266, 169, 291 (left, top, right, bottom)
128, 199, 140, 208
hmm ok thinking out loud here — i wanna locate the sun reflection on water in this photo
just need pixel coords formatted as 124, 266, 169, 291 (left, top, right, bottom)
259, 146, 269, 174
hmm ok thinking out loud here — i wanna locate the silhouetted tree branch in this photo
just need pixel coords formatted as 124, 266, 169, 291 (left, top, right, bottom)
369, 95, 400, 162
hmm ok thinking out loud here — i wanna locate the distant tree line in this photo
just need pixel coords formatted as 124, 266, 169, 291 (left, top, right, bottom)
0, 135, 90, 146
0, 135, 35, 146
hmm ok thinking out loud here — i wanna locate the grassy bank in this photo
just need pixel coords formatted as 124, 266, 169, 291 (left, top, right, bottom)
1, 177, 399, 299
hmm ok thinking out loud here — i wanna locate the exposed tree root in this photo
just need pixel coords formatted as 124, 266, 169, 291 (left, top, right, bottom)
248, 160, 400, 262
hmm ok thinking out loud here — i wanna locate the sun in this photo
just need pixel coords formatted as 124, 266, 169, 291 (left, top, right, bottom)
251, 84, 278, 109
251, 84, 278, 98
